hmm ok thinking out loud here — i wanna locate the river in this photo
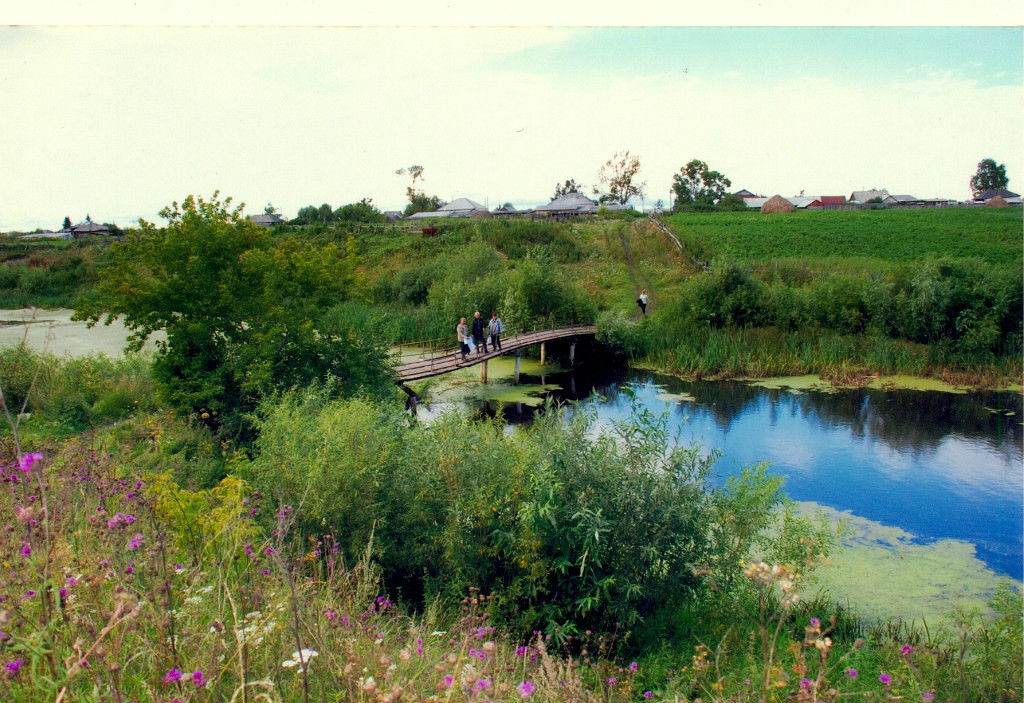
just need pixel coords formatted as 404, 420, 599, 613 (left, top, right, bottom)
415, 353, 1023, 622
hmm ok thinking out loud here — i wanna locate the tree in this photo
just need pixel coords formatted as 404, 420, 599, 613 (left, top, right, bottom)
402, 193, 443, 218
970, 158, 1009, 198
74, 192, 392, 426
62, 216, 72, 231
396, 164, 442, 217
395, 164, 424, 187
264, 202, 278, 215
595, 150, 646, 205
552, 179, 583, 200
292, 203, 334, 226
334, 198, 386, 223
672, 159, 732, 209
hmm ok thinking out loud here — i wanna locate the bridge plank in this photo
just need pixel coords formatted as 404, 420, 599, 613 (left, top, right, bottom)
395, 325, 596, 382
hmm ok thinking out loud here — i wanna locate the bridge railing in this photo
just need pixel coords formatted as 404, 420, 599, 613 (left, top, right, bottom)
393, 320, 594, 363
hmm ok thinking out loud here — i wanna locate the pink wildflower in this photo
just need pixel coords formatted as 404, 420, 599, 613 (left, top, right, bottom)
18, 452, 43, 474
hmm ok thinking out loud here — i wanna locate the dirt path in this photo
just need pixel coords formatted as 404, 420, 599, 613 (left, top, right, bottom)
615, 221, 657, 315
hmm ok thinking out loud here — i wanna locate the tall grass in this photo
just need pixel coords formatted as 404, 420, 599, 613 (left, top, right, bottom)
0, 444, 1017, 703
0, 347, 157, 435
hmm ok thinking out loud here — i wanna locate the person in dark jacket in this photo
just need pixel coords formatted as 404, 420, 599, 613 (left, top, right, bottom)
471, 311, 488, 354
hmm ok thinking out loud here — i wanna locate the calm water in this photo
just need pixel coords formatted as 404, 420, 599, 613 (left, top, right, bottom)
423, 363, 1024, 580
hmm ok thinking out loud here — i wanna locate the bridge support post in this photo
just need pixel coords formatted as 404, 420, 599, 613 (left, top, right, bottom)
540, 342, 546, 366
480, 360, 488, 384
514, 351, 521, 385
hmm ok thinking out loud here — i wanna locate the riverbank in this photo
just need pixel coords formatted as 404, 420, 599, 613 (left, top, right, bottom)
627, 324, 1023, 394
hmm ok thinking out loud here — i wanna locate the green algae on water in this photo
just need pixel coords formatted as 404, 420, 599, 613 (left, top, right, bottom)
745, 375, 837, 393
865, 375, 968, 394
797, 502, 1018, 624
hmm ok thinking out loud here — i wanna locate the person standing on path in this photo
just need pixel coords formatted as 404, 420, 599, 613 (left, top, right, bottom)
638, 289, 649, 315
471, 311, 488, 354
456, 317, 469, 362
488, 311, 504, 351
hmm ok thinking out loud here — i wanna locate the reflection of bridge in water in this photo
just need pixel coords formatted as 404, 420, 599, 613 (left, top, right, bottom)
395, 324, 596, 383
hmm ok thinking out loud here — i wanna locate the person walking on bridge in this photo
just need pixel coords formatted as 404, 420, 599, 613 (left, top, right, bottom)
488, 311, 504, 351
472, 311, 488, 354
456, 317, 469, 362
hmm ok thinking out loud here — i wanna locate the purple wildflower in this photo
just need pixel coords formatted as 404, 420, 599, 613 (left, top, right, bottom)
901, 645, 914, 655
630, 661, 638, 672
5, 658, 22, 675
518, 680, 536, 697
644, 692, 653, 699
164, 668, 183, 684
191, 670, 205, 687
847, 668, 858, 679
18, 452, 43, 474
879, 672, 891, 685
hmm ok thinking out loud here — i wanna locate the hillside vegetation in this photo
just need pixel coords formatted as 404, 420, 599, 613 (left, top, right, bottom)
0, 205, 1021, 702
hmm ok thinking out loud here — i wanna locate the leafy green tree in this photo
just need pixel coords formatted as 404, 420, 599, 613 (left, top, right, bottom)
970, 158, 1009, 198
672, 159, 732, 209
552, 179, 583, 200
292, 203, 334, 225
74, 192, 392, 425
334, 198, 386, 223
62, 216, 72, 231
595, 150, 645, 205
402, 192, 443, 218
716, 193, 749, 211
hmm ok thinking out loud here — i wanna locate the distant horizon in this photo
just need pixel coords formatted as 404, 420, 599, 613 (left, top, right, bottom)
2, 183, 1016, 233
2, 24, 1021, 232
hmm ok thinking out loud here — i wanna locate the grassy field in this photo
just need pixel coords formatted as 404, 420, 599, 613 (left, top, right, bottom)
664, 207, 1023, 268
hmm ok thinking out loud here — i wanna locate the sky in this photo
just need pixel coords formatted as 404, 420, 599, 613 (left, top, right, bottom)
1, 4, 1022, 230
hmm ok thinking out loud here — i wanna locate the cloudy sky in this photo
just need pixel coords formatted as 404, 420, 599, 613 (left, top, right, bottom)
1, 4, 1022, 230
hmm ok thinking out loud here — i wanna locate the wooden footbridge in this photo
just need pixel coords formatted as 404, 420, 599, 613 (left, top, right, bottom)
395, 324, 596, 383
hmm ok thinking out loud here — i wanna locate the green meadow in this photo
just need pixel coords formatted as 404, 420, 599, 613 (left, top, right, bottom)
0, 204, 1021, 702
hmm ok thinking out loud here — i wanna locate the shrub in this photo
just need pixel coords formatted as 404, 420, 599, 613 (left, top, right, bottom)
243, 388, 792, 642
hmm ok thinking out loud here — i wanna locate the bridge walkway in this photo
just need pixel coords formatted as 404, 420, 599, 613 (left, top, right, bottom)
395, 324, 596, 382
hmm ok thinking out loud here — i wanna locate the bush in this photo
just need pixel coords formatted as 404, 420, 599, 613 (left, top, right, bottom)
243, 388, 790, 641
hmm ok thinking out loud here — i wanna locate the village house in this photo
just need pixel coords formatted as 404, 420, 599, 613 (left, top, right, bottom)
405, 197, 490, 220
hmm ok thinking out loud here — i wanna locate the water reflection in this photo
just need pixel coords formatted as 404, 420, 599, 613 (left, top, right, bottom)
579, 373, 1022, 580
420, 364, 1023, 579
